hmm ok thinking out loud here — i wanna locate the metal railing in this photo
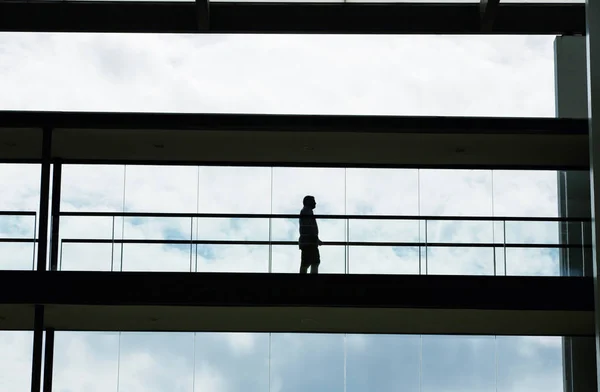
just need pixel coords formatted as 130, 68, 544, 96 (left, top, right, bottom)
56, 211, 592, 275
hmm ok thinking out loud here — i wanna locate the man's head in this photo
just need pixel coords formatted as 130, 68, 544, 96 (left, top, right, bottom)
303, 195, 317, 209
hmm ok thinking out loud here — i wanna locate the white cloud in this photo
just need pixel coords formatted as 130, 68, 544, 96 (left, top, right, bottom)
221, 333, 257, 357
0, 34, 555, 116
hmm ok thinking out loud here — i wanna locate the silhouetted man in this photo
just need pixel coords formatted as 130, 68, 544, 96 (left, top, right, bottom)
299, 195, 322, 274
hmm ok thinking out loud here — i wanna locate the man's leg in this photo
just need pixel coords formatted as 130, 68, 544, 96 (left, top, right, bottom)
300, 248, 309, 274
310, 263, 319, 274
310, 247, 321, 274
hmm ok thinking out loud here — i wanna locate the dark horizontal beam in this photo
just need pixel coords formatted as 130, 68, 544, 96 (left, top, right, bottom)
0, 272, 592, 335
0, 304, 592, 335
0, 111, 589, 169
0, 1, 585, 35
0, 110, 587, 135
0, 271, 592, 311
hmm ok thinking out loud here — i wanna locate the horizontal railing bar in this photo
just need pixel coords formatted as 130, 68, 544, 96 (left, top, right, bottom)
0, 211, 37, 216
0, 238, 38, 243
60, 238, 591, 249
58, 211, 591, 223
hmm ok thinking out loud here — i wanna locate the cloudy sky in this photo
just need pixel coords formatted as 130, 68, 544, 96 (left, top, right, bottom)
0, 29, 585, 392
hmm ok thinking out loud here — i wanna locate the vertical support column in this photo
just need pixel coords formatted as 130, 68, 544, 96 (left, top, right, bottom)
30, 305, 44, 392
43, 328, 55, 392
587, 0, 600, 385
31, 128, 52, 392
555, 35, 597, 392
49, 161, 62, 271
36, 128, 52, 272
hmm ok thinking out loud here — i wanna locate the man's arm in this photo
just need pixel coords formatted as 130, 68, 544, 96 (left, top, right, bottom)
300, 214, 320, 246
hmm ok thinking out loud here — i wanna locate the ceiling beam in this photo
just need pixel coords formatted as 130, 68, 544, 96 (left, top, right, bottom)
0, 272, 593, 335
0, 1, 586, 35
0, 304, 593, 336
0, 111, 589, 169
0, 271, 591, 310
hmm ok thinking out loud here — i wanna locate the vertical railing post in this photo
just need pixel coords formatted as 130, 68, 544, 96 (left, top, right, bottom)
49, 161, 62, 271
582, 220, 586, 275
503, 220, 507, 275
424, 219, 428, 275
268, 216, 273, 274
189, 217, 194, 273
110, 216, 115, 272
345, 217, 350, 274
31, 214, 37, 271
418, 219, 422, 275
492, 218, 497, 276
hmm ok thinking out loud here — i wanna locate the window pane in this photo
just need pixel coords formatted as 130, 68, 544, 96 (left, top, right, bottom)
420, 170, 493, 216
422, 336, 496, 392
125, 166, 197, 213
0, 331, 32, 392
197, 217, 269, 241
60, 243, 115, 271
349, 246, 420, 274
118, 333, 195, 391
53, 332, 120, 392
493, 171, 559, 217
497, 336, 564, 392
194, 333, 269, 392
347, 334, 420, 392
426, 247, 496, 275
504, 221, 560, 244
61, 165, 125, 212
346, 168, 419, 215
196, 244, 269, 273
349, 220, 420, 242
121, 243, 192, 272
272, 168, 345, 214
0, 164, 40, 271
198, 167, 271, 214
271, 334, 344, 391
426, 220, 494, 244
505, 248, 561, 277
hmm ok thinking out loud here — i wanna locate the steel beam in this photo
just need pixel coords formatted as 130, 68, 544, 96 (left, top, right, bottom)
0, 1, 586, 35
0, 272, 593, 336
35, 128, 51, 272
0, 111, 590, 169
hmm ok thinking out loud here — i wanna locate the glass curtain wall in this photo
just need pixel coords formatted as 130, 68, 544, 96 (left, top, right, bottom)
54, 165, 570, 276
50, 332, 565, 392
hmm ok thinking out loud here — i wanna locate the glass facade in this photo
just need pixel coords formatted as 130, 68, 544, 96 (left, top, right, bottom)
46, 332, 566, 392
49, 165, 577, 276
